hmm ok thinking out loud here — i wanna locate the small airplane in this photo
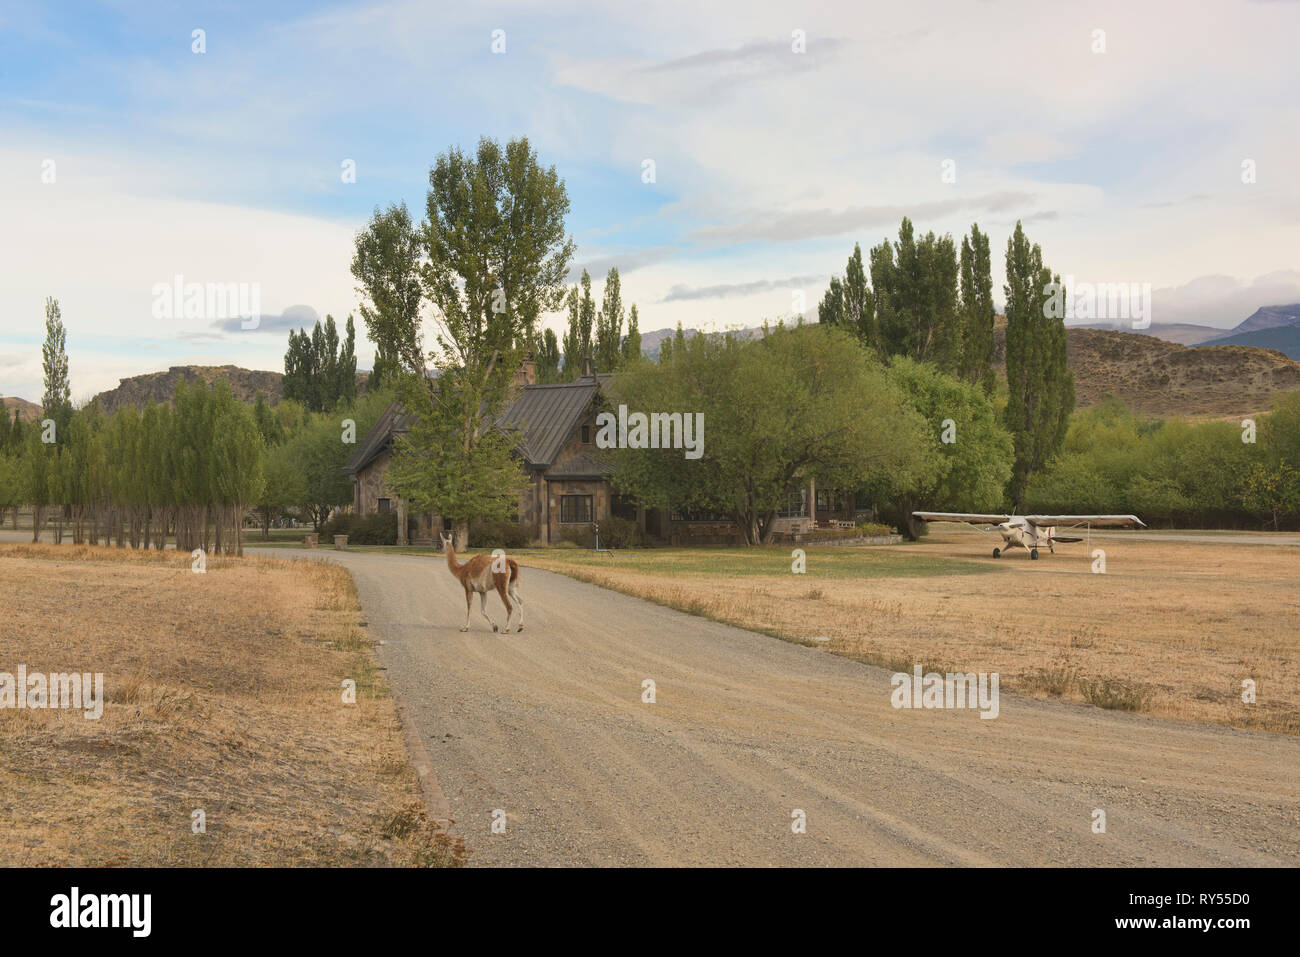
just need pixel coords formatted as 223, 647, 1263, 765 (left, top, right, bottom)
911, 511, 1147, 559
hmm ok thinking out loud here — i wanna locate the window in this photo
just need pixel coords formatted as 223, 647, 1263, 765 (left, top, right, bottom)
560, 495, 593, 524
777, 486, 809, 518
612, 494, 638, 521
377, 498, 391, 512
580, 424, 591, 444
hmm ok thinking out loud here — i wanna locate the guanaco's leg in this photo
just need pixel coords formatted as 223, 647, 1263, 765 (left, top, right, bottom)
461, 585, 472, 632
478, 589, 498, 632
494, 576, 514, 632
508, 579, 523, 632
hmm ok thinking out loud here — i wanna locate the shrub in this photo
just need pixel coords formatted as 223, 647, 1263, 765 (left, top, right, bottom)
560, 524, 597, 548
1078, 676, 1152, 712
596, 516, 642, 548
469, 518, 531, 549
324, 511, 397, 545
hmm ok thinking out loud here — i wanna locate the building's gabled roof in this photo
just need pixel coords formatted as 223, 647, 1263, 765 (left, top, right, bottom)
343, 402, 412, 475
345, 375, 609, 475
497, 376, 607, 468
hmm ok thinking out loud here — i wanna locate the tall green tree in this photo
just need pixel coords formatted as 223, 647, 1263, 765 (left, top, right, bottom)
594, 266, 624, 372
337, 315, 358, 405
843, 243, 875, 348
817, 276, 845, 328
351, 202, 424, 392
870, 219, 962, 372
534, 327, 562, 383
959, 224, 996, 395
41, 296, 72, 441
622, 303, 642, 365
562, 270, 596, 379
353, 136, 574, 547
282, 316, 355, 412
1003, 221, 1074, 506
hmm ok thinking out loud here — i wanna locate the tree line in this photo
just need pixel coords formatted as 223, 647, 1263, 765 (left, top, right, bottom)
0, 297, 393, 548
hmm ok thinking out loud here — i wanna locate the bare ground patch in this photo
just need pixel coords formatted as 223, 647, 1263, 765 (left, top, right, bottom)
0, 544, 467, 867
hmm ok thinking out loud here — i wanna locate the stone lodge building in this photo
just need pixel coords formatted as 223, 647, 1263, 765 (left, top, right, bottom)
345, 360, 862, 546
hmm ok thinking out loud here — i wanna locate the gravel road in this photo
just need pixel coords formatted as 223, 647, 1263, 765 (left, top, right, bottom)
247, 546, 1299, 867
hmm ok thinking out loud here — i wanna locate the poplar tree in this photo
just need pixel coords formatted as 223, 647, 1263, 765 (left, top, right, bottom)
351, 202, 423, 392
534, 328, 562, 383
869, 219, 961, 373
41, 296, 72, 441
622, 304, 642, 365
562, 270, 596, 378
959, 224, 996, 395
1003, 221, 1074, 507
594, 266, 624, 372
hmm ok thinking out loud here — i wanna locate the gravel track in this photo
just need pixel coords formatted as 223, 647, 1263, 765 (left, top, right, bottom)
248, 547, 1300, 867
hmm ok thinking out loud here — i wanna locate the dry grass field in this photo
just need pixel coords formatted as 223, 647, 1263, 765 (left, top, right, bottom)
521, 528, 1300, 734
0, 544, 467, 867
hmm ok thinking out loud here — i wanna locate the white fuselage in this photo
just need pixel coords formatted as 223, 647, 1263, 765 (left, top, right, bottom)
998, 519, 1055, 553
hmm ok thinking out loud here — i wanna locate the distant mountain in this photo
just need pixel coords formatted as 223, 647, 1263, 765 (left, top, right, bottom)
1202, 303, 1300, 344
1197, 326, 1300, 360
2, 395, 42, 423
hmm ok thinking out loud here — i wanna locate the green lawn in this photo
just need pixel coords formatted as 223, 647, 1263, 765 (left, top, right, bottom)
246, 539, 999, 578
520, 544, 1001, 579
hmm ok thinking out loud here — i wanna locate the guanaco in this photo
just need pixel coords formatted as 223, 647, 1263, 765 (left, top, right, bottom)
439, 532, 524, 633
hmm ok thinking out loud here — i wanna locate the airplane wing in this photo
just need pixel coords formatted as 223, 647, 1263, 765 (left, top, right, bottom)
1025, 515, 1146, 528
912, 512, 1011, 525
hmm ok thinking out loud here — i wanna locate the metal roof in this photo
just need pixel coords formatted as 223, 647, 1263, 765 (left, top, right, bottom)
345, 375, 608, 475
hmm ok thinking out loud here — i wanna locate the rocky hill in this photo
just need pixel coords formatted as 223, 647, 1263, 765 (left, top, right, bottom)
994, 318, 1300, 417
91, 365, 287, 413
2, 395, 43, 423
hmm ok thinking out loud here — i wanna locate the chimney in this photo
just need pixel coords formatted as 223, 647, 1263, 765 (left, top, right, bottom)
581, 356, 593, 378
512, 353, 537, 389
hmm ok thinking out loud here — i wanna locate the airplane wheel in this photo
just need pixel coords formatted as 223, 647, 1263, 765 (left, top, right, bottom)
992, 547, 1001, 558
1031, 548, 1039, 560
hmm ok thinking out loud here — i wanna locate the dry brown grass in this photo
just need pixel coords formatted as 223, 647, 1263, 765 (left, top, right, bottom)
0, 543, 468, 867
523, 530, 1300, 734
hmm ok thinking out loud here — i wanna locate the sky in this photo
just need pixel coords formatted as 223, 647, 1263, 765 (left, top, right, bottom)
1, 0, 1298, 405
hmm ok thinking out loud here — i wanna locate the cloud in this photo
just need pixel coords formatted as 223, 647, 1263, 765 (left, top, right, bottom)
554, 36, 849, 105
642, 37, 848, 77
1149, 271, 1300, 328
1140, 194, 1211, 209
687, 192, 1039, 245
662, 274, 826, 302
569, 245, 682, 280
209, 304, 323, 335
